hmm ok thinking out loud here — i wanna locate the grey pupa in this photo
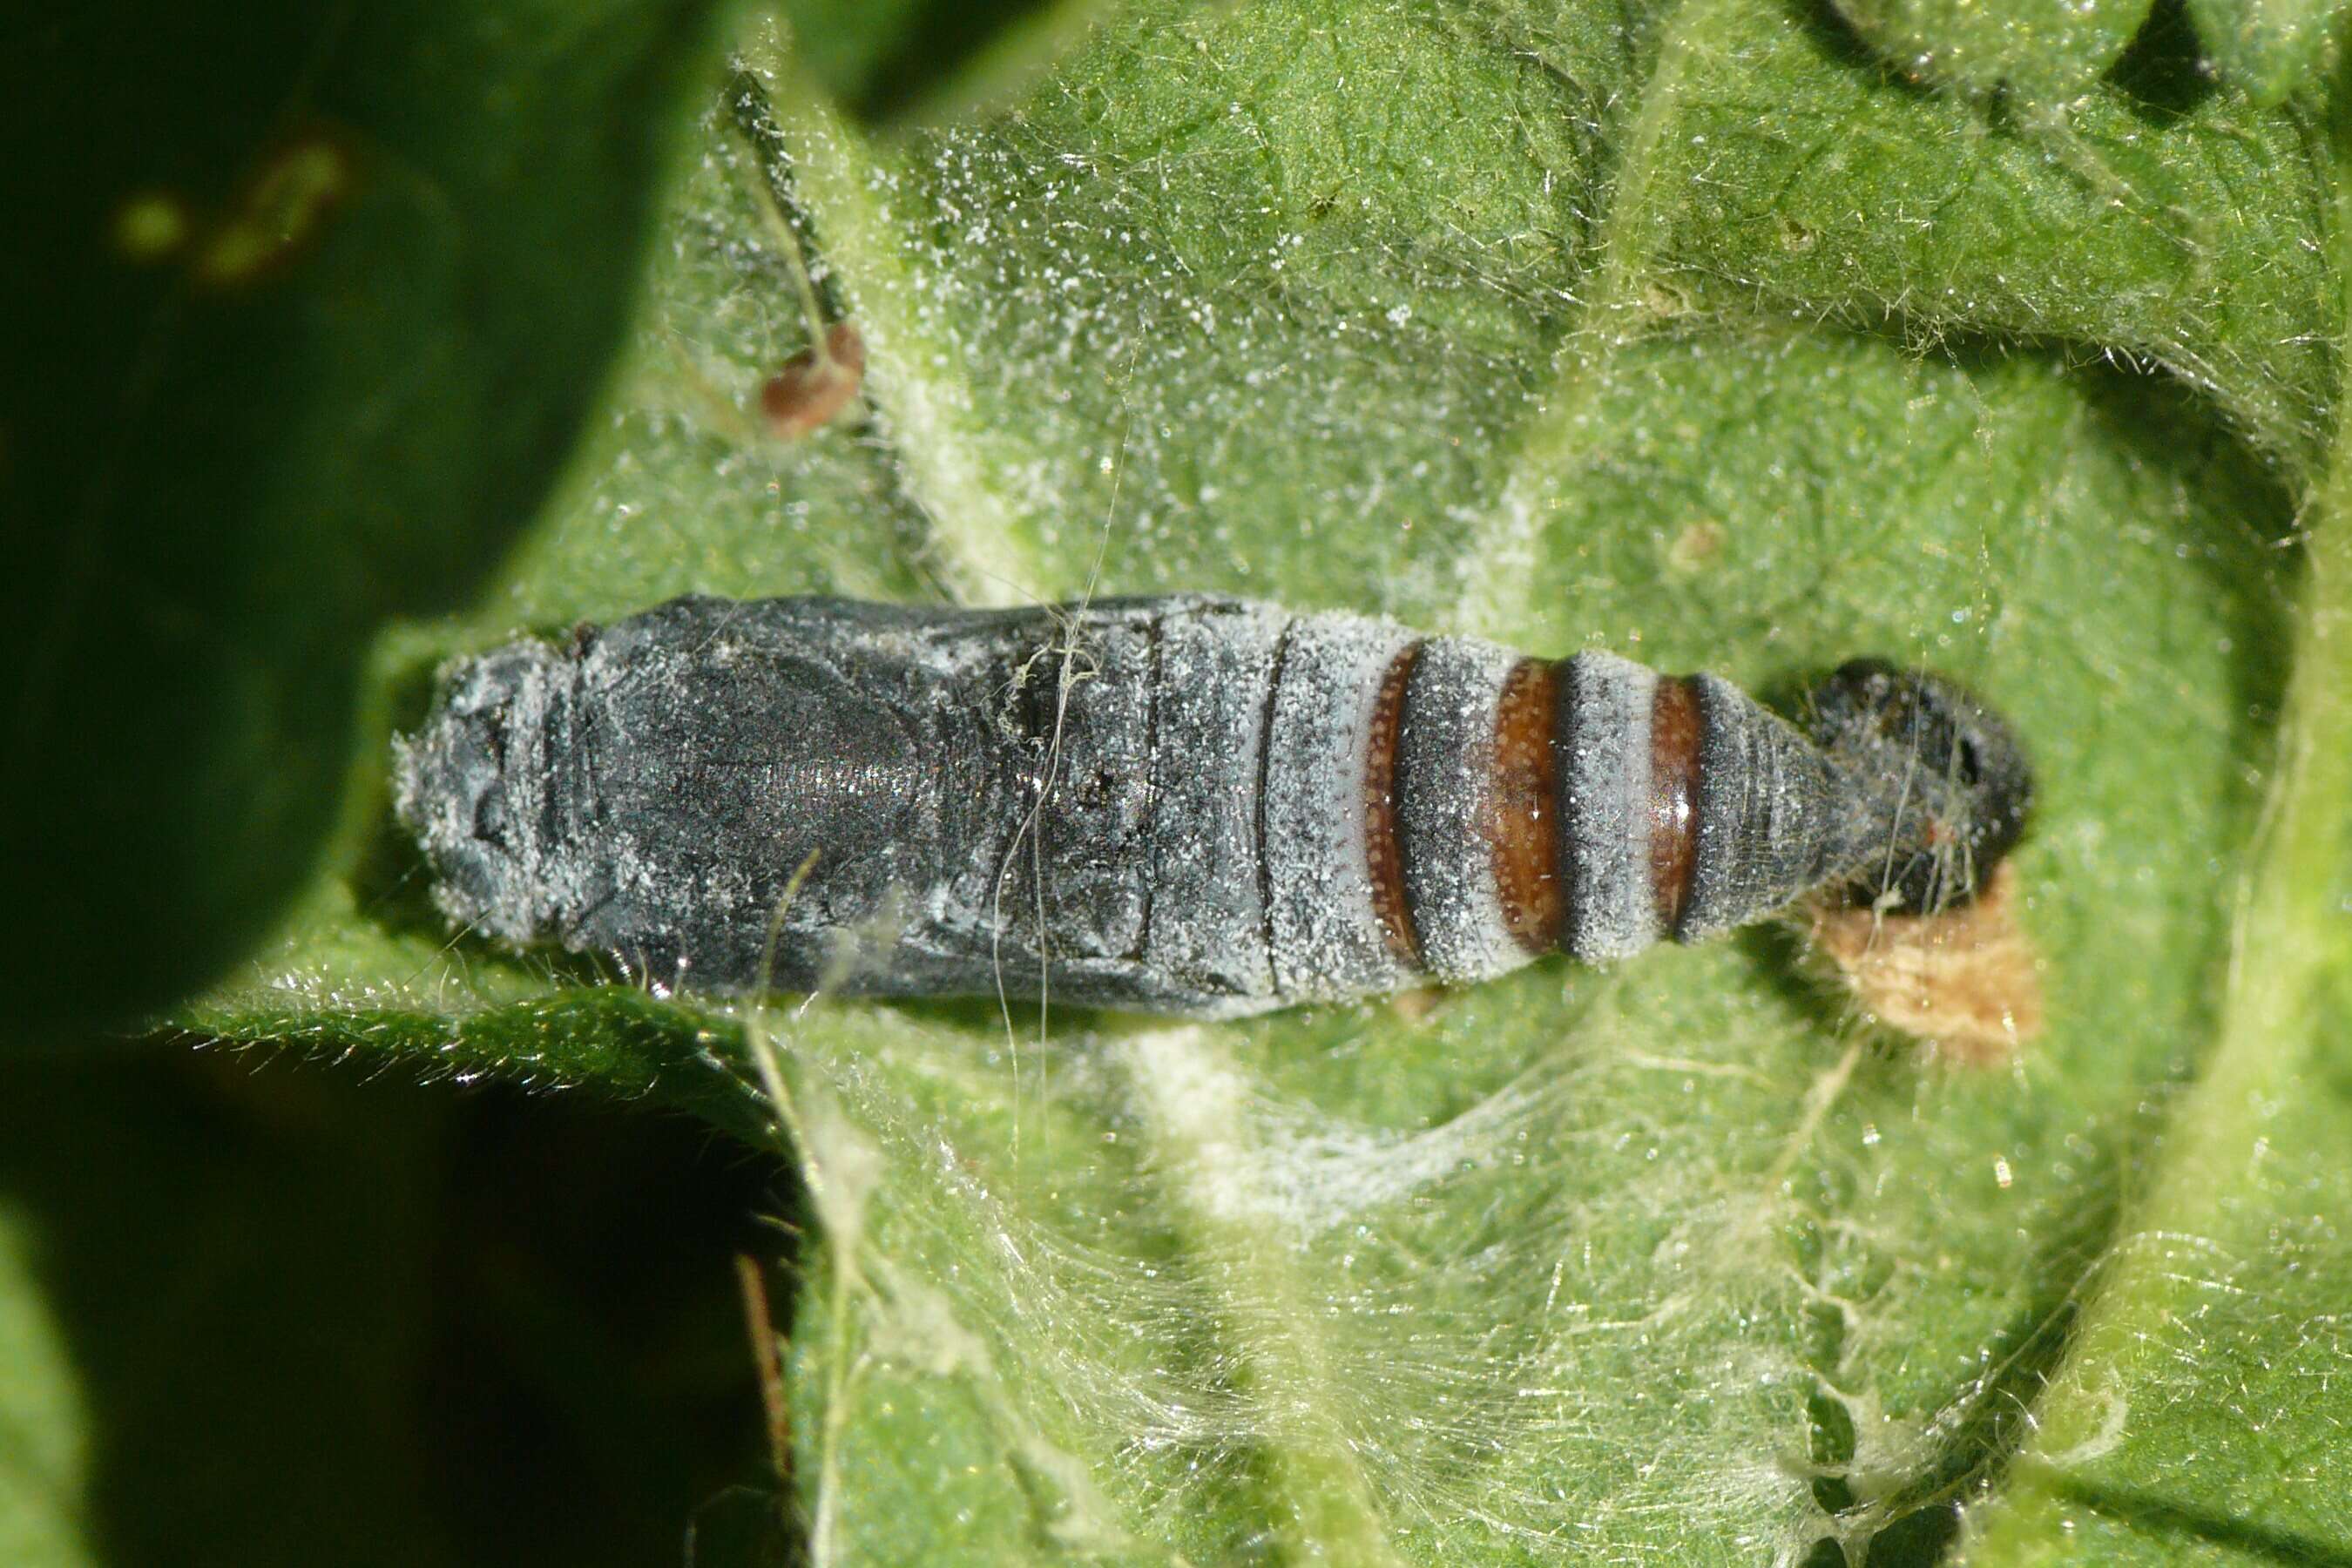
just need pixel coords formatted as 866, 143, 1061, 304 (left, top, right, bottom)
395, 595, 2031, 1017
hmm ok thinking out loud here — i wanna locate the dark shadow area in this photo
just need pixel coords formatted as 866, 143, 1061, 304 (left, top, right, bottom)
843, 0, 1067, 124
2, 2, 730, 1034
1861, 1501, 1966, 1565
1790, 0, 2214, 117
0, 1042, 803, 1568
2106, 0, 2217, 118
1788, 0, 1917, 86
1861, 1262, 2099, 1559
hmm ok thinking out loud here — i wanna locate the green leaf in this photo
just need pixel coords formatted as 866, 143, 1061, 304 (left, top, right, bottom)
124, 0, 2352, 1561
1815, 0, 2352, 110
1654, 0, 2335, 475
1, 0, 733, 1031
0, 1203, 89, 1568
2186, 0, 2352, 105
1958, 110, 2352, 1566
778, 0, 1119, 124
1827, 0, 2154, 101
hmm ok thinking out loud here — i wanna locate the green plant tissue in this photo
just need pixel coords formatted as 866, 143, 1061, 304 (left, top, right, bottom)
119, 0, 2352, 1563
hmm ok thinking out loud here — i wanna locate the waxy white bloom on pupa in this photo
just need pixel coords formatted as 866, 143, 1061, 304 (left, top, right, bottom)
396, 596, 2031, 1017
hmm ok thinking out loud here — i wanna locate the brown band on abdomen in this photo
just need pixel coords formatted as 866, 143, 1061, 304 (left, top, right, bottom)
1649, 675, 1701, 934
1363, 642, 1425, 967
1483, 659, 1565, 953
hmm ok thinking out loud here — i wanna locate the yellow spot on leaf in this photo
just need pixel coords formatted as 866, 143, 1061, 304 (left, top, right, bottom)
112, 192, 191, 262
193, 138, 352, 287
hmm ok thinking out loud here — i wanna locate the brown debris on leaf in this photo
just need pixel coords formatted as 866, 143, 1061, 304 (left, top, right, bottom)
1805, 861, 2044, 1066
758, 321, 866, 440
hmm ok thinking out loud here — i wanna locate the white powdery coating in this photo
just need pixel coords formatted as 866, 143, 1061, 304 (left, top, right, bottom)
1260, 612, 1420, 1003
1394, 634, 1535, 983
395, 640, 583, 947
1140, 600, 1290, 1006
1562, 652, 1659, 961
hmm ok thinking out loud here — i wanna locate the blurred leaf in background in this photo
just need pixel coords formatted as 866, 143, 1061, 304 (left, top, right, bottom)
4, 1, 731, 1031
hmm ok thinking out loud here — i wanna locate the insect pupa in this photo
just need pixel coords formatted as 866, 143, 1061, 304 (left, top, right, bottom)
394, 596, 2032, 1017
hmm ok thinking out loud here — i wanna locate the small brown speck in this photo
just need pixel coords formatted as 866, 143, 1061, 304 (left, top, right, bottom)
758, 321, 866, 440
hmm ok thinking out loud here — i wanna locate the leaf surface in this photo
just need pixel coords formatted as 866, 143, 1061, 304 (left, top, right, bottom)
166, 1, 2352, 1563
